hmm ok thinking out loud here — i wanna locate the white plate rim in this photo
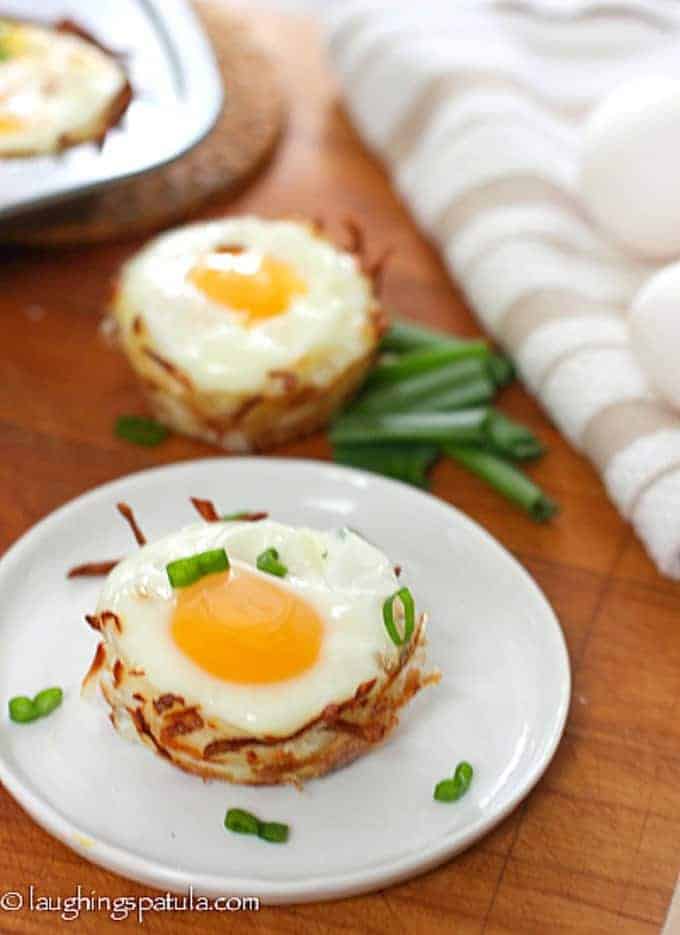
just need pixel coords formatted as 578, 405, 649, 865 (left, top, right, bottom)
0, 457, 571, 903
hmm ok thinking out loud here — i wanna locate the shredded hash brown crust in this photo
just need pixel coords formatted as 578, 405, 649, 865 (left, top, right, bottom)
83, 611, 438, 786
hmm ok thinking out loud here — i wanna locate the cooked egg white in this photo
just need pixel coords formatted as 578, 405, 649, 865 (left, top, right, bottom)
113, 218, 377, 396
97, 521, 402, 737
0, 19, 127, 156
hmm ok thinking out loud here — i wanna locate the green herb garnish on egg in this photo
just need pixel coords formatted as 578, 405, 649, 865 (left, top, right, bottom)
166, 548, 230, 588
256, 547, 287, 578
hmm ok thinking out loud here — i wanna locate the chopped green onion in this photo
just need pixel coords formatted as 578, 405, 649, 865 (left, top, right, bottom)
33, 687, 63, 718
333, 442, 439, 488
331, 409, 491, 447
351, 358, 490, 415
485, 411, 544, 461
224, 808, 260, 836
115, 415, 169, 447
9, 686, 64, 724
434, 761, 474, 802
382, 587, 415, 646
366, 342, 490, 389
258, 821, 289, 844
8, 696, 38, 724
166, 548, 230, 588
381, 320, 472, 354
224, 809, 290, 843
444, 446, 557, 522
256, 548, 287, 577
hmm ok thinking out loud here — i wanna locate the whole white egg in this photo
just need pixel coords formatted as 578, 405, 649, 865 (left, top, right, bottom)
630, 262, 680, 409
580, 77, 680, 258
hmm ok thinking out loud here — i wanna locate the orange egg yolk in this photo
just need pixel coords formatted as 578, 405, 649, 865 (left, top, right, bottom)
188, 249, 307, 323
171, 566, 323, 684
0, 113, 24, 134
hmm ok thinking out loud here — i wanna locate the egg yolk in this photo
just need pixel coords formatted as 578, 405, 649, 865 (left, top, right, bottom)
171, 566, 323, 684
0, 113, 24, 134
188, 249, 307, 323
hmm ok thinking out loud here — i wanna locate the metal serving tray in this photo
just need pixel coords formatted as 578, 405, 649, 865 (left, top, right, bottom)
0, 0, 223, 220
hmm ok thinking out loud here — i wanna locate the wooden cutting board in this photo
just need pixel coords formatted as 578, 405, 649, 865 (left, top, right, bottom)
0, 9, 678, 934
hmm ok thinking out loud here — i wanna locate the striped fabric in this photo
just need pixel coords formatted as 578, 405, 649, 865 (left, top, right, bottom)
326, 0, 680, 578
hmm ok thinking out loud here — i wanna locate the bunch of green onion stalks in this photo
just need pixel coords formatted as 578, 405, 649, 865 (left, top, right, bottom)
331, 320, 557, 522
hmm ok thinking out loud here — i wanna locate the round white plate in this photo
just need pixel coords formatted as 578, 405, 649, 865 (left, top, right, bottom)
0, 458, 569, 904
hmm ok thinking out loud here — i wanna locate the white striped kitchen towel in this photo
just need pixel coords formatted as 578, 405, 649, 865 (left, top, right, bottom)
326, 0, 680, 578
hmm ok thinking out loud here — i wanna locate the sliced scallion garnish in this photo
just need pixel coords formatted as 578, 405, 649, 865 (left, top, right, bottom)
434, 761, 474, 802
9, 686, 63, 724
115, 415, 169, 447
382, 587, 415, 646
166, 548, 230, 588
258, 821, 289, 844
33, 687, 63, 718
256, 547, 287, 578
8, 696, 38, 723
224, 809, 260, 836
224, 808, 290, 843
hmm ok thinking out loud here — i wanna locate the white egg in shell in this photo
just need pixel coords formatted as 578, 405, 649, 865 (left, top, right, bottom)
630, 262, 680, 410
579, 78, 680, 258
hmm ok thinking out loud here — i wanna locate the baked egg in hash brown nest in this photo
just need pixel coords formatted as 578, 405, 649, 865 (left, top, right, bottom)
0, 18, 131, 157
82, 514, 437, 785
110, 217, 389, 452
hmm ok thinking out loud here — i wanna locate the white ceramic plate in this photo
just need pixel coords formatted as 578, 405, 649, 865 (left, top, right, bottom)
0, 458, 570, 904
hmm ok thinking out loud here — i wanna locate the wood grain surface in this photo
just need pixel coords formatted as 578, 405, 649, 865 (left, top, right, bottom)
1, 10, 678, 934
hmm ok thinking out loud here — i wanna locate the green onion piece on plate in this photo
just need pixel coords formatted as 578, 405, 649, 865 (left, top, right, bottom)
382, 587, 415, 646
224, 808, 260, 836
166, 548, 230, 588
256, 548, 287, 578
258, 821, 289, 844
434, 761, 474, 802
115, 415, 169, 447
8, 696, 39, 724
224, 809, 290, 843
33, 687, 63, 718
